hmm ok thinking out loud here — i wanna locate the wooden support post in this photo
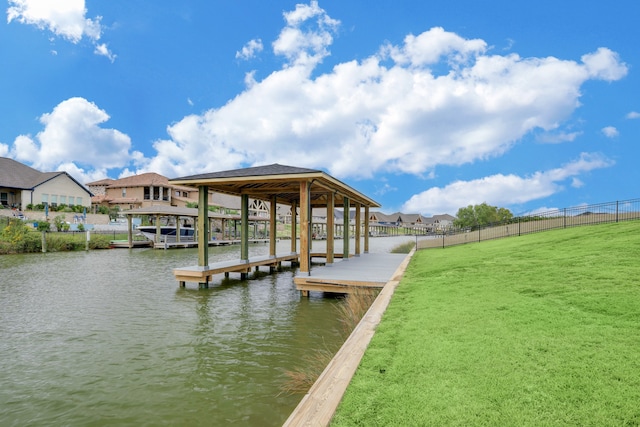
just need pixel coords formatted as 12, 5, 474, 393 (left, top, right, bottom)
241, 194, 249, 261
326, 192, 334, 265
364, 205, 370, 253
300, 180, 310, 274
155, 214, 161, 244
355, 202, 361, 256
291, 201, 297, 253
197, 186, 209, 289
270, 196, 277, 257
127, 215, 133, 249
343, 197, 350, 260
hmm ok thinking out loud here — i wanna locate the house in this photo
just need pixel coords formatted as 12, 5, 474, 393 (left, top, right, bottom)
0, 157, 92, 211
427, 214, 456, 232
87, 172, 242, 213
88, 173, 199, 211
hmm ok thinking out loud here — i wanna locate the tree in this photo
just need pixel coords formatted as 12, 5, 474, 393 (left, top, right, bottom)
453, 203, 513, 230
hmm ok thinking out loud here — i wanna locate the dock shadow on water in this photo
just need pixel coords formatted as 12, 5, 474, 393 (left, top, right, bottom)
0, 236, 413, 426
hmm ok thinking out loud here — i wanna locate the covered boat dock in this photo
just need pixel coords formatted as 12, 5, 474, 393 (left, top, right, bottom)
120, 205, 271, 248
169, 164, 381, 290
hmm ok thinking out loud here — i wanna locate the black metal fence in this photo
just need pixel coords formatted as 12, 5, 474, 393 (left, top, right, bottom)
419, 198, 640, 250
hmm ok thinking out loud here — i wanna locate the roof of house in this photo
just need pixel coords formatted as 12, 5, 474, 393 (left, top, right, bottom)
90, 172, 197, 193
86, 178, 115, 186
0, 157, 92, 196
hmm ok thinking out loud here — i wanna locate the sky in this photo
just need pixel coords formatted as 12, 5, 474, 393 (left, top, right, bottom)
1, 0, 639, 216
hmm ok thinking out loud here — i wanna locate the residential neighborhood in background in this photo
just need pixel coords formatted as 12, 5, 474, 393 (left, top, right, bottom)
2, 157, 455, 233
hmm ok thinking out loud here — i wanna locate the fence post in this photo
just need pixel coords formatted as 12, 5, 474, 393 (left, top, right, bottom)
563, 208, 567, 229
616, 201, 619, 222
518, 217, 521, 236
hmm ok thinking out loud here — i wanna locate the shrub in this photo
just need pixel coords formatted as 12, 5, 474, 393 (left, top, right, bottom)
0, 219, 42, 253
53, 215, 67, 232
89, 234, 112, 249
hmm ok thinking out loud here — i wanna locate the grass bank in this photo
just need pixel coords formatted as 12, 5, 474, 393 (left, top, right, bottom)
332, 221, 640, 426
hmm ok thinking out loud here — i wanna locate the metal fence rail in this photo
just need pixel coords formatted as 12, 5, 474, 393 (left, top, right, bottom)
419, 198, 640, 249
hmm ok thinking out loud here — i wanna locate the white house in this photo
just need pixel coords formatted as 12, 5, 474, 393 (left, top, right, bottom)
0, 157, 92, 211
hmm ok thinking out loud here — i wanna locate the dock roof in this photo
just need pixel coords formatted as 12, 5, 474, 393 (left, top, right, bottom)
169, 163, 380, 209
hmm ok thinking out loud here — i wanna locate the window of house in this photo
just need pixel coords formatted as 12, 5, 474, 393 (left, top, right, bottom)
42, 194, 49, 204
60, 195, 67, 205
122, 188, 127, 197
68, 196, 75, 206
0, 192, 7, 206
144, 187, 150, 200
51, 195, 58, 208
76, 197, 82, 206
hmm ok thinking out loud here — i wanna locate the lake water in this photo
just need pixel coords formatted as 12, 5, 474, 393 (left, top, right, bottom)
0, 236, 414, 426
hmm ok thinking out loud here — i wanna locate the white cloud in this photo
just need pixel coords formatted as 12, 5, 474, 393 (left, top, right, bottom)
581, 47, 628, 81
400, 153, 614, 215
382, 26, 487, 67
94, 43, 116, 62
537, 130, 582, 144
236, 39, 263, 60
9, 97, 135, 183
626, 111, 640, 119
571, 177, 584, 188
272, 0, 339, 69
7, 0, 114, 60
141, 12, 627, 181
601, 126, 619, 138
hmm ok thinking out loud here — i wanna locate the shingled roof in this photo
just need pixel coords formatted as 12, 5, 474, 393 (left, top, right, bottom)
175, 164, 321, 180
170, 163, 380, 208
0, 157, 90, 194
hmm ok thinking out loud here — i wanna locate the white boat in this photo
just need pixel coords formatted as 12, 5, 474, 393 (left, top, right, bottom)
136, 226, 195, 243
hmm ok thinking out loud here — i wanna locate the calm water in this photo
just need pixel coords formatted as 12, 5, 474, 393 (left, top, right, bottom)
0, 237, 413, 426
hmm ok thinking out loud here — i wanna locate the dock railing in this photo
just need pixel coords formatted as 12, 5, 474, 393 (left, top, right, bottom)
419, 198, 640, 250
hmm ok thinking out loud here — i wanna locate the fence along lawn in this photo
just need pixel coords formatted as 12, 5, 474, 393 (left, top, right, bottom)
332, 220, 640, 426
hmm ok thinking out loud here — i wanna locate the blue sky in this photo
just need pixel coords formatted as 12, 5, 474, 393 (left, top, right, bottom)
1, 1, 638, 216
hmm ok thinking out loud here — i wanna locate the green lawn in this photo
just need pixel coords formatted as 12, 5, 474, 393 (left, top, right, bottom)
332, 221, 640, 426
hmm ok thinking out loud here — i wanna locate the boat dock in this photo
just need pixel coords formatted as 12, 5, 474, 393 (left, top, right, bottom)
173, 252, 300, 287
294, 253, 409, 295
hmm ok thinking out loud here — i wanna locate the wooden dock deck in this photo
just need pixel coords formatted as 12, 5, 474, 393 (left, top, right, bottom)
173, 252, 299, 287
294, 253, 409, 295
284, 250, 414, 426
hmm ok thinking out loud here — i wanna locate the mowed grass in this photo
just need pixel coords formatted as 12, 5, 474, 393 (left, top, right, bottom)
332, 221, 640, 426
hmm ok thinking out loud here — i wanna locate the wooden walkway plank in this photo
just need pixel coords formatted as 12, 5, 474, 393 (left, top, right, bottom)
173, 253, 299, 285
294, 253, 408, 293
